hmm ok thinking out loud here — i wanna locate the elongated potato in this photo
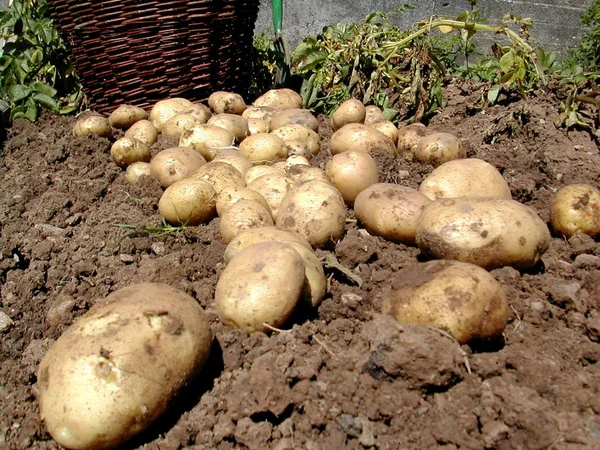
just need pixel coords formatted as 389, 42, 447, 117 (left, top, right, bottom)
73, 115, 112, 138
193, 161, 245, 193
253, 89, 303, 110
219, 200, 274, 243
415, 132, 465, 167
179, 125, 235, 161
124, 119, 158, 146
330, 123, 396, 155
110, 137, 151, 168
38, 283, 212, 450
207, 114, 249, 142
247, 174, 296, 220
416, 197, 551, 270
150, 147, 207, 188
325, 150, 379, 205
149, 98, 194, 132
208, 91, 247, 115
270, 108, 319, 132
216, 185, 270, 217
550, 184, 600, 238
271, 124, 321, 156
239, 133, 288, 164
332, 99, 366, 131
108, 105, 148, 129
158, 178, 216, 225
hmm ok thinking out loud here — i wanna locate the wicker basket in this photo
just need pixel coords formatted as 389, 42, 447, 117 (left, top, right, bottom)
48, 0, 259, 113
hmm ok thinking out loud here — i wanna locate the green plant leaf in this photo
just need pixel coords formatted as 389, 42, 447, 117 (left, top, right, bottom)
32, 81, 57, 97
32, 92, 59, 111
499, 51, 515, 73
488, 84, 502, 103
7, 84, 31, 102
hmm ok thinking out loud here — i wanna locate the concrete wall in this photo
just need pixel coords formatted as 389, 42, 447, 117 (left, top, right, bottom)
255, 0, 592, 57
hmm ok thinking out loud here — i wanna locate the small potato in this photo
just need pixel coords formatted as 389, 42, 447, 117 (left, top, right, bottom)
219, 200, 274, 244
419, 158, 512, 200
330, 123, 396, 155
247, 174, 296, 220
213, 150, 253, 177
162, 113, 202, 139
73, 115, 112, 138
149, 97, 194, 132
284, 139, 312, 158
108, 105, 148, 129
245, 165, 286, 185
247, 118, 270, 135
253, 88, 303, 110
326, 150, 379, 205
239, 133, 288, 164
332, 99, 366, 131
270, 108, 318, 132
370, 120, 398, 145
284, 155, 311, 172
179, 125, 235, 161
271, 124, 320, 156
158, 178, 216, 225
241, 106, 278, 121
382, 260, 509, 344
125, 162, 152, 184
38, 283, 212, 450
354, 183, 430, 244
277, 180, 347, 248
124, 119, 158, 146
150, 147, 207, 188
193, 161, 245, 194
415, 132, 465, 167
110, 137, 151, 169
216, 185, 270, 217
397, 123, 428, 160
208, 91, 247, 115
184, 103, 212, 124
287, 165, 330, 184
550, 184, 600, 238
416, 197, 551, 270
215, 241, 305, 333
207, 113, 249, 142
364, 105, 386, 125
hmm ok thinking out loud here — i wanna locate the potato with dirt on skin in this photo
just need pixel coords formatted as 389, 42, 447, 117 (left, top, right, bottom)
330, 123, 396, 155
271, 124, 321, 157
550, 183, 600, 238
419, 158, 512, 200
244, 164, 286, 185
247, 118, 270, 135
179, 125, 235, 161
125, 162, 152, 184
284, 139, 312, 159
150, 147, 207, 188
73, 114, 112, 138
216, 185, 270, 217
124, 119, 158, 146
215, 241, 305, 333
207, 113, 249, 142
270, 108, 319, 132
397, 123, 428, 160
253, 88, 303, 110
370, 120, 398, 145
247, 174, 296, 220
364, 105, 386, 125
287, 165, 330, 184
219, 199, 274, 244
241, 105, 279, 121
208, 91, 247, 115
239, 133, 288, 164
149, 97, 195, 132
416, 197, 551, 270
382, 260, 509, 344
332, 99, 366, 131
354, 183, 430, 245
158, 178, 216, 225
162, 113, 202, 139
192, 161, 245, 194
326, 150, 379, 205
110, 137, 151, 169
284, 155, 311, 173
108, 105, 148, 129
212, 149, 253, 177
415, 132, 465, 167
38, 283, 212, 450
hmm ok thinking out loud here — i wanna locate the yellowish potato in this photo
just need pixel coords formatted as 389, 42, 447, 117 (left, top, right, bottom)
149, 98, 194, 132
247, 118, 270, 135
370, 120, 398, 145
271, 124, 320, 156
284, 139, 312, 158
239, 133, 288, 164
162, 113, 202, 139
108, 105, 148, 129
158, 178, 216, 225
124, 119, 158, 147
184, 103, 212, 124
124, 162, 152, 184
550, 184, 600, 238
270, 108, 319, 132
326, 150, 379, 205
396, 123, 428, 160
244, 165, 286, 184
216, 185, 270, 217
212, 150, 253, 177
110, 137, 151, 169
415, 132, 465, 167
73, 115, 112, 138
247, 174, 296, 220
207, 113, 249, 142
219, 200, 274, 244
150, 147, 207, 188
193, 161, 245, 193
287, 165, 330, 184
330, 123, 396, 155
364, 105, 386, 125
241, 106, 278, 121
332, 99, 366, 131
208, 91, 247, 115
284, 155, 311, 172
253, 88, 303, 110
179, 125, 235, 161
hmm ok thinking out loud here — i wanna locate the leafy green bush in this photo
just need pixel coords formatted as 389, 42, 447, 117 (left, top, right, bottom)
571, 0, 600, 72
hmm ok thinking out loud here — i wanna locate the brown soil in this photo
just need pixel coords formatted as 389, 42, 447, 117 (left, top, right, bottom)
1, 83, 600, 450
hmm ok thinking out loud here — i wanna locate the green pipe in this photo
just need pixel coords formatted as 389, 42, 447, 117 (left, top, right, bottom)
272, 0, 283, 35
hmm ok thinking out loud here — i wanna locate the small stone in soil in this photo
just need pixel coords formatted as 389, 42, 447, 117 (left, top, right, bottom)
0, 311, 14, 332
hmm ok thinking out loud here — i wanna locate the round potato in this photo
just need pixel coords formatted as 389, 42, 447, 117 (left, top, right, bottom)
212, 150, 253, 177
354, 183, 431, 244
397, 123, 428, 160
216, 185, 270, 217
207, 113, 249, 142
241, 106, 279, 121
549, 184, 600, 238
330, 123, 396, 155
416, 197, 551, 270
239, 133, 288, 164
287, 165, 330, 184
149, 97, 194, 132
124, 119, 158, 147
150, 147, 207, 188
270, 108, 318, 132
364, 105, 386, 125
415, 132, 465, 167
162, 113, 202, 139
247, 174, 296, 220
284, 139, 312, 158
108, 105, 148, 129
271, 124, 320, 156
245, 165, 286, 185
370, 120, 398, 145
184, 103, 212, 124
208, 91, 247, 115
215, 241, 305, 333
326, 150, 379, 205
179, 125, 235, 161
38, 283, 212, 450
253, 88, 303, 110
247, 118, 270, 135
73, 114, 112, 138
125, 162, 152, 184
219, 199, 274, 244
110, 137, 151, 169
419, 158, 512, 200
332, 99, 366, 131
193, 161, 245, 194
158, 178, 216, 225
284, 155, 311, 172
382, 260, 509, 344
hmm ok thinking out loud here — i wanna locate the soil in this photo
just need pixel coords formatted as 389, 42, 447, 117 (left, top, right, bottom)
1, 82, 600, 450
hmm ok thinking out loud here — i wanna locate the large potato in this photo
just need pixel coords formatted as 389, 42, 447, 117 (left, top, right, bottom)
179, 125, 235, 161
415, 132, 465, 167
550, 184, 600, 238
125, 162, 152, 184
247, 118, 270, 135
370, 120, 398, 145
271, 124, 321, 157
150, 147, 207, 188
207, 114, 249, 142
219, 200, 274, 244
382, 260, 508, 344
38, 283, 212, 450
208, 91, 247, 115
216, 185, 270, 217
245, 165, 286, 184
331, 99, 366, 131
158, 178, 216, 225
364, 105, 386, 125
253, 88, 303, 110
287, 165, 330, 184
149, 98, 194, 132
270, 108, 318, 131
215, 241, 305, 333
241, 106, 279, 121
416, 197, 551, 270
110, 137, 151, 169
325, 150, 379, 205
124, 119, 158, 147
239, 133, 288, 164
419, 158, 512, 200
330, 123, 396, 155
354, 183, 430, 245
108, 105, 148, 129
193, 161, 245, 193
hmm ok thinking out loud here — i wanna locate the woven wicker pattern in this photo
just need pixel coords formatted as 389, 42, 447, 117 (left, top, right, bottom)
48, 0, 259, 113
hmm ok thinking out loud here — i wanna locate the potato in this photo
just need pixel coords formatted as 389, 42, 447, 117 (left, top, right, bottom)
73, 115, 112, 138
370, 120, 398, 145
208, 91, 247, 115
247, 118, 270, 135
124, 119, 158, 146
276, 180, 347, 248
184, 103, 212, 124
330, 123, 396, 155
216, 185, 270, 217
149, 97, 194, 132
38, 283, 212, 450
415, 132, 465, 167
382, 260, 509, 344
162, 113, 202, 139
219, 200, 274, 243
241, 106, 278, 121
125, 162, 152, 184
354, 183, 430, 244
245, 165, 286, 184
284, 139, 312, 158
179, 125, 235, 161
247, 174, 296, 220
325, 150, 379, 205
239, 133, 288, 164
193, 161, 245, 194
332, 99, 366, 131
271, 124, 320, 156
270, 108, 318, 132
150, 147, 207, 188
549, 184, 600, 238
212, 150, 253, 177
207, 113, 249, 142
419, 158, 512, 200
253, 88, 303, 110
287, 166, 330, 184
215, 241, 305, 333
416, 197, 551, 270
158, 178, 216, 225
108, 105, 148, 129
364, 105, 386, 125
284, 155, 311, 172
397, 123, 428, 160
110, 137, 151, 169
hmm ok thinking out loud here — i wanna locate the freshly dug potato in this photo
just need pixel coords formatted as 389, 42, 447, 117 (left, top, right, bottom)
162, 113, 202, 139
110, 137, 151, 168
416, 197, 551, 270
245, 165, 286, 185
212, 150, 253, 177
216, 185, 270, 217
158, 178, 216, 225
150, 147, 207, 188
287, 166, 330, 184
364, 105, 386, 125
419, 158, 512, 200
247, 118, 270, 135
284, 139, 312, 158
277, 180, 347, 247
330, 123, 396, 155
241, 106, 278, 121
370, 120, 398, 145
108, 105, 148, 129
219, 200, 274, 243
179, 125, 235, 161
208, 91, 247, 115
253, 88, 303, 110
239, 133, 288, 164
184, 103, 212, 124
332, 99, 366, 131
284, 155, 311, 172
272, 161, 287, 172
549, 184, 600, 238
149, 97, 194, 132
397, 123, 428, 160
38, 283, 212, 450
354, 184, 430, 244
124, 119, 158, 146
326, 150, 379, 205
382, 260, 509, 344
270, 108, 318, 132
73, 115, 112, 138
215, 241, 305, 333
415, 132, 465, 167
193, 161, 245, 193
271, 124, 320, 156
247, 174, 296, 220
207, 113, 249, 142
125, 162, 152, 184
